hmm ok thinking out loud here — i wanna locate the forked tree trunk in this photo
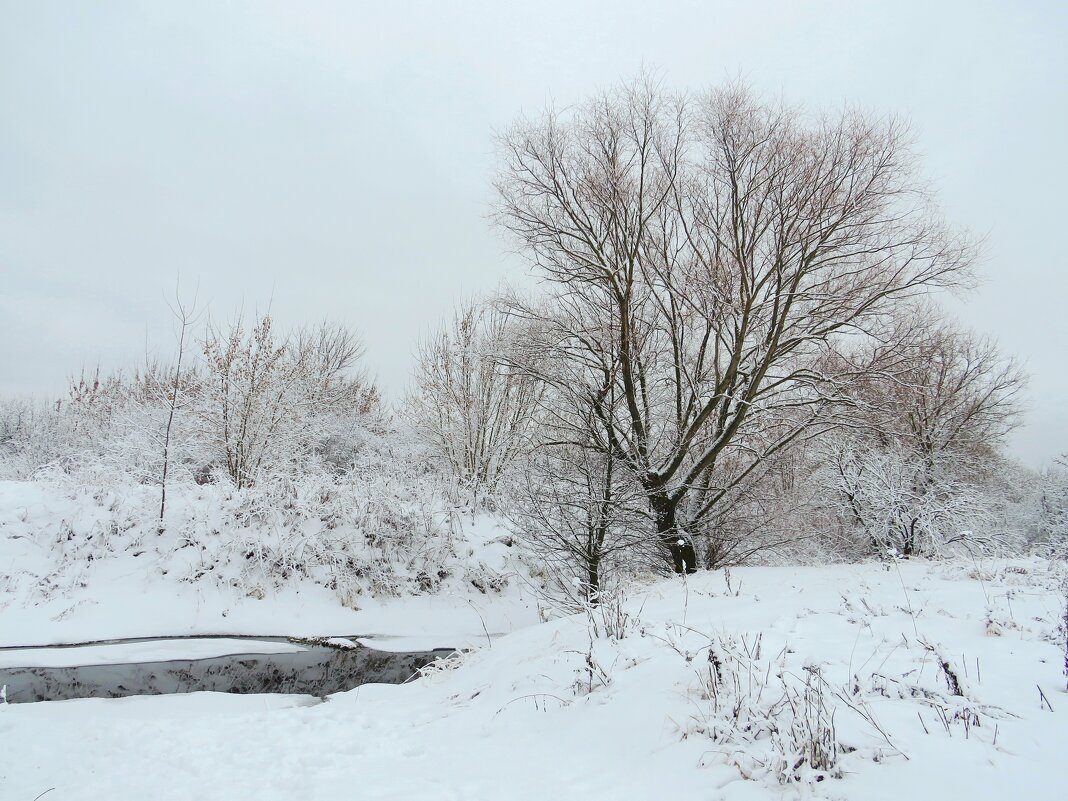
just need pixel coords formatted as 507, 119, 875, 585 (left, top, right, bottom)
651, 494, 698, 574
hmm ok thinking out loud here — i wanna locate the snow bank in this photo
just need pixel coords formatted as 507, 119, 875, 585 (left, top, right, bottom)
0, 638, 307, 669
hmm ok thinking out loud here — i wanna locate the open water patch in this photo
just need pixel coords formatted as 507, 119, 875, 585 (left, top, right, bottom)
0, 636, 455, 703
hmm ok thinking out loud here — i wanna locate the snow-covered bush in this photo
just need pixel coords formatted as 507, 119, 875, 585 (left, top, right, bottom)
0, 397, 70, 480
198, 316, 380, 488
819, 442, 1009, 557
0, 454, 506, 608
183, 465, 459, 602
0, 315, 381, 490
0, 307, 520, 606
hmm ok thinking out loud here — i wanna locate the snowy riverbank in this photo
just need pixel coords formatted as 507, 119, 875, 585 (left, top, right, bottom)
3, 560, 1066, 800
0, 479, 540, 651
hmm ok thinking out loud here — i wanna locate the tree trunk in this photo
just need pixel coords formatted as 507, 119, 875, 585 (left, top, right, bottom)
586, 556, 600, 605
651, 494, 698, 574
902, 518, 918, 557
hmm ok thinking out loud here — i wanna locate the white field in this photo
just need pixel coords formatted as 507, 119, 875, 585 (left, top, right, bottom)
3, 557, 1066, 800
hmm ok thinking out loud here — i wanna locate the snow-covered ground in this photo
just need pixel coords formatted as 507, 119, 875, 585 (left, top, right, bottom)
3, 559, 1066, 800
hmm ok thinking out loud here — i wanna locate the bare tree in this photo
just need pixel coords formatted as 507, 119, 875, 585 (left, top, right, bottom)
407, 297, 544, 505
821, 308, 1026, 555
503, 349, 658, 604
509, 435, 649, 607
159, 288, 199, 523
495, 78, 975, 572
692, 443, 825, 569
867, 308, 1025, 465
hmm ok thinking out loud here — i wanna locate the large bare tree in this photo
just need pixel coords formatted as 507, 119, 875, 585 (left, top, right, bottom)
495, 79, 976, 572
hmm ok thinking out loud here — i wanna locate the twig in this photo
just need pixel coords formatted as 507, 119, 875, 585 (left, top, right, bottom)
1037, 684, 1054, 712
494, 693, 569, 716
464, 598, 493, 649
891, 557, 920, 639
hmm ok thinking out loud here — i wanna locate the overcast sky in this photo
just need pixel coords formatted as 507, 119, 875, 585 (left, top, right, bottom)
2, 0, 1065, 466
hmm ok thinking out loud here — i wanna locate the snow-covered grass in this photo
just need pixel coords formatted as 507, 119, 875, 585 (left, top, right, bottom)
3, 559, 1066, 800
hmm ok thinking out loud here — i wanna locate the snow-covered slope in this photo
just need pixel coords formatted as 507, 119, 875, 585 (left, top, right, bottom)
3, 561, 1066, 800
0, 480, 539, 650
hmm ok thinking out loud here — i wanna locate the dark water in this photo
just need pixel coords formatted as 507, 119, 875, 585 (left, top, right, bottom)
0, 639, 456, 703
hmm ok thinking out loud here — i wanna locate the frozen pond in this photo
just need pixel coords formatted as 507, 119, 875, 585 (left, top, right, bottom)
0, 636, 455, 703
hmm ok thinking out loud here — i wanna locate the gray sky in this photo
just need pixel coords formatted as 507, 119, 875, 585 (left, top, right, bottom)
2, 0, 1065, 466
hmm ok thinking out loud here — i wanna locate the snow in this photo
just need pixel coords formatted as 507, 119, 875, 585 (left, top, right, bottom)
0, 582, 531, 652
0, 638, 307, 669
3, 559, 1066, 800
0, 479, 541, 651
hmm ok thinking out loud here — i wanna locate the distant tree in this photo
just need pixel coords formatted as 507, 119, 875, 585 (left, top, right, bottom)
864, 309, 1025, 468
406, 297, 543, 506
822, 440, 1002, 556
822, 309, 1026, 555
1028, 456, 1068, 553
